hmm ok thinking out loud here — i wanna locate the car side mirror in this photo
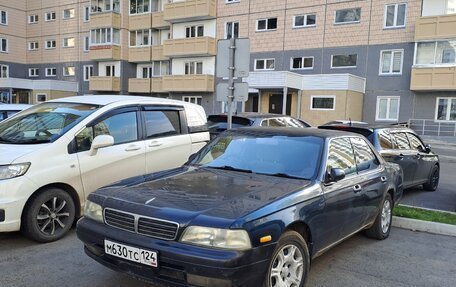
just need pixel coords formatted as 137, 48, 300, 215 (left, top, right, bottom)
328, 168, 346, 183
90, 135, 114, 156
424, 144, 431, 153
186, 153, 197, 165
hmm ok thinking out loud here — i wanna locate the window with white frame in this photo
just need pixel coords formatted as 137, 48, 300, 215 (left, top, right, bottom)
63, 66, 76, 77
380, 50, 403, 75
311, 96, 335, 110
0, 10, 7, 25
91, 0, 120, 13
84, 6, 90, 22
184, 62, 203, 75
256, 18, 277, 31
29, 14, 38, 23
84, 36, 90, 52
130, 29, 150, 46
183, 96, 202, 106
29, 68, 39, 77
291, 57, 314, 70
130, 0, 150, 14
226, 0, 240, 3
385, 3, 406, 28
46, 67, 57, 77
45, 11, 56, 21
376, 96, 400, 121
36, 94, 47, 103
293, 14, 316, 28
63, 37, 75, 48
436, 97, 456, 121
185, 25, 204, 38
331, 54, 357, 68
105, 65, 116, 77
84, 65, 94, 81
415, 40, 456, 65
255, 58, 275, 70
63, 9, 75, 19
335, 8, 361, 24
140, 61, 169, 78
45, 40, 56, 49
90, 28, 120, 45
0, 65, 8, 78
0, 38, 7, 52
225, 21, 239, 39
28, 41, 39, 51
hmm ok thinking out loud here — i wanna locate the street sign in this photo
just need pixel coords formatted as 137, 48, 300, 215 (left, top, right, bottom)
216, 38, 250, 78
216, 82, 249, 102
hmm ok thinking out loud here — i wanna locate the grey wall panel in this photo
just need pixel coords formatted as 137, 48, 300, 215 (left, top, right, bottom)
363, 89, 415, 124
0, 61, 27, 78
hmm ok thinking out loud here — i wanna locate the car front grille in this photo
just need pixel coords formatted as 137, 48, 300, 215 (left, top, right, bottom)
104, 208, 179, 240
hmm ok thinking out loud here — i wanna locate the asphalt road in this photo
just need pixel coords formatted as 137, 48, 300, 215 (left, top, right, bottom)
0, 227, 455, 287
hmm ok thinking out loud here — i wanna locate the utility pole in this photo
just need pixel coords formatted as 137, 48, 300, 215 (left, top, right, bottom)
227, 37, 236, 129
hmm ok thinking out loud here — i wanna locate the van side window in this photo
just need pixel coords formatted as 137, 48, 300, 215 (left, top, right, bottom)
261, 120, 269, 127
145, 110, 181, 138
378, 130, 393, 149
407, 133, 425, 151
269, 118, 287, 127
326, 138, 357, 176
351, 137, 379, 172
393, 132, 410, 150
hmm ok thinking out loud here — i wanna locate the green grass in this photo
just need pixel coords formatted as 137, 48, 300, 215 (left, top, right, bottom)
393, 205, 456, 225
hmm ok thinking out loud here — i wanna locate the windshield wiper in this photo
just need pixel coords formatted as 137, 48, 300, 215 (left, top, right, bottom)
257, 172, 307, 180
206, 165, 253, 174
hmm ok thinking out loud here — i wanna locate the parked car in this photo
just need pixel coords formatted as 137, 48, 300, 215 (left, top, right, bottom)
207, 112, 310, 138
0, 104, 32, 121
319, 124, 439, 191
0, 95, 209, 242
77, 127, 403, 287
322, 119, 368, 126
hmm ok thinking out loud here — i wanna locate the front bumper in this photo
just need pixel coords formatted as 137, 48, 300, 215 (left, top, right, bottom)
77, 218, 275, 287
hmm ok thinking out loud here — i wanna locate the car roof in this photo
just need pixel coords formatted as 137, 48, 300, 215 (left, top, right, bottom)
0, 104, 33, 111
226, 127, 361, 139
318, 123, 413, 137
209, 112, 295, 120
47, 95, 189, 106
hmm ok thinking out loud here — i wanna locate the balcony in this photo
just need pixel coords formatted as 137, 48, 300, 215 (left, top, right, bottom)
129, 13, 152, 30
151, 45, 168, 61
152, 11, 169, 29
163, 37, 216, 57
162, 75, 214, 92
411, 67, 456, 91
415, 14, 456, 41
164, 0, 216, 23
90, 12, 121, 29
129, 78, 151, 93
90, 76, 121, 92
151, 77, 166, 93
90, 45, 121, 61
129, 46, 151, 62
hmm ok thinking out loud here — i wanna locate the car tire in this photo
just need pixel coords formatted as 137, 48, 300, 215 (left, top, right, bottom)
263, 231, 310, 287
22, 188, 76, 243
423, 165, 439, 192
364, 193, 393, 240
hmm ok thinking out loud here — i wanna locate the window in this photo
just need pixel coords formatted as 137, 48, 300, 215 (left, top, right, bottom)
28, 42, 39, 51
63, 66, 76, 77
183, 96, 202, 105
335, 8, 361, 24
254, 59, 275, 71
63, 8, 75, 19
225, 22, 239, 39
407, 133, 425, 151
63, 37, 75, 48
226, 0, 240, 3
268, 118, 287, 127
326, 138, 357, 177
45, 40, 56, 49
256, 18, 277, 31
351, 137, 379, 172
0, 38, 7, 52
130, 0, 150, 14
293, 14, 316, 28
46, 68, 57, 77
378, 130, 394, 149
106, 65, 116, 77
184, 62, 203, 75
380, 50, 403, 75
393, 133, 410, 149
144, 110, 181, 138
28, 68, 39, 77
311, 96, 335, 110
0, 65, 8, 78
185, 25, 204, 38
90, 28, 121, 45
415, 40, 456, 66
130, 29, 150, 46
84, 36, 89, 52
435, 97, 456, 121
291, 57, 314, 70
0, 10, 7, 25
84, 65, 94, 81
331, 54, 357, 68
36, 94, 47, 102
141, 61, 169, 78
376, 96, 400, 121
45, 11, 56, 21
29, 14, 38, 23
385, 3, 406, 28
84, 6, 90, 22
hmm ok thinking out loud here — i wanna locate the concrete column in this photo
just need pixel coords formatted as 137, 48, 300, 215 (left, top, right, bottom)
282, 87, 288, 115
257, 91, 262, 113
297, 90, 302, 119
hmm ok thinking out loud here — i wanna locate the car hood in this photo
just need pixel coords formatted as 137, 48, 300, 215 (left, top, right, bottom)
0, 143, 45, 164
94, 167, 312, 228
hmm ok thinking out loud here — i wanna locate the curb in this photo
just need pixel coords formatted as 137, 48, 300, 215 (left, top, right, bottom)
399, 204, 456, 215
392, 216, 456, 237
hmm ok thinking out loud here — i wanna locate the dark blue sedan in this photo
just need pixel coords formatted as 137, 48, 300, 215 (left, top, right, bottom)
77, 128, 403, 287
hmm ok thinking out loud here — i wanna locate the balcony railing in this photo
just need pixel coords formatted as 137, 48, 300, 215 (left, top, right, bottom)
151, 77, 165, 93
129, 45, 168, 62
162, 74, 214, 92
415, 14, 456, 41
411, 67, 456, 91
90, 12, 121, 29
90, 76, 121, 92
128, 77, 167, 93
90, 45, 121, 61
164, 0, 216, 23
163, 37, 216, 57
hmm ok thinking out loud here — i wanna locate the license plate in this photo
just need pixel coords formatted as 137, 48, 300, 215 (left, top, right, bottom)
104, 239, 158, 267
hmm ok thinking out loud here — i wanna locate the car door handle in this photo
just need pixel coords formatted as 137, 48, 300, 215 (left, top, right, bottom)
381, 176, 387, 183
353, 184, 362, 193
125, 145, 141, 152
148, 141, 163, 147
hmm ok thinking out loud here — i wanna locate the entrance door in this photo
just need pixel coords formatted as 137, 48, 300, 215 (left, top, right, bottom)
269, 94, 292, 115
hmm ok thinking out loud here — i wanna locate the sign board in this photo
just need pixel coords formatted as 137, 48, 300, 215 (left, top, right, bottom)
216, 38, 250, 79
216, 82, 249, 102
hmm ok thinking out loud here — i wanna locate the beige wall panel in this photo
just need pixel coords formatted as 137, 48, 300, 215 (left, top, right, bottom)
249, 0, 285, 13
121, 29, 129, 60
129, 14, 152, 30
284, 6, 325, 50
260, 91, 269, 113
286, 0, 326, 9
59, 33, 80, 62
216, 15, 249, 40
60, 4, 80, 34
217, 0, 250, 17
346, 91, 363, 121
300, 90, 348, 126
290, 92, 298, 118
3, 1, 26, 10
31, 90, 76, 105
0, 34, 27, 64
0, 7, 26, 37
26, 9, 43, 38
249, 10, 285, 52
79, 32, 91, 61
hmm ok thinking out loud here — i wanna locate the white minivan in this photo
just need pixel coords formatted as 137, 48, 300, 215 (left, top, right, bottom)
0, 96, 209, 242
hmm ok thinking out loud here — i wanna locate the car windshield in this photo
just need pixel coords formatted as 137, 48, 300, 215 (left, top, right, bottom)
0, 102, 100, 144
192, 133, 324, 180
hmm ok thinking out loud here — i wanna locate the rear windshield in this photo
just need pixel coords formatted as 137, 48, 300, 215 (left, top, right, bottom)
207, 116, 252, 131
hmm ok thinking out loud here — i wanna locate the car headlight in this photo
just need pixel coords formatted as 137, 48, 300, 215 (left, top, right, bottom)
0, 163, 30, 180
84, 200, 103, 223
181, 226, 252, 250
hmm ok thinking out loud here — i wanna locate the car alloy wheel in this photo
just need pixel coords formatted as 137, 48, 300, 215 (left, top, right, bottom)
269, 244, 304, 287
380, 199, 392, 234
430, 169, 439, 190
37, 197, 71, 236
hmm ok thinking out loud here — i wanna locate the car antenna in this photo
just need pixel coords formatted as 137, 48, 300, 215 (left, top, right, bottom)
349, 118, 352, 127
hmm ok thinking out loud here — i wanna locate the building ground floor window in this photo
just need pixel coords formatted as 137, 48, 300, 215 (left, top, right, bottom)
436, 97, 456, 121
182, 96, 202, 106
376, 96, 400, 121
